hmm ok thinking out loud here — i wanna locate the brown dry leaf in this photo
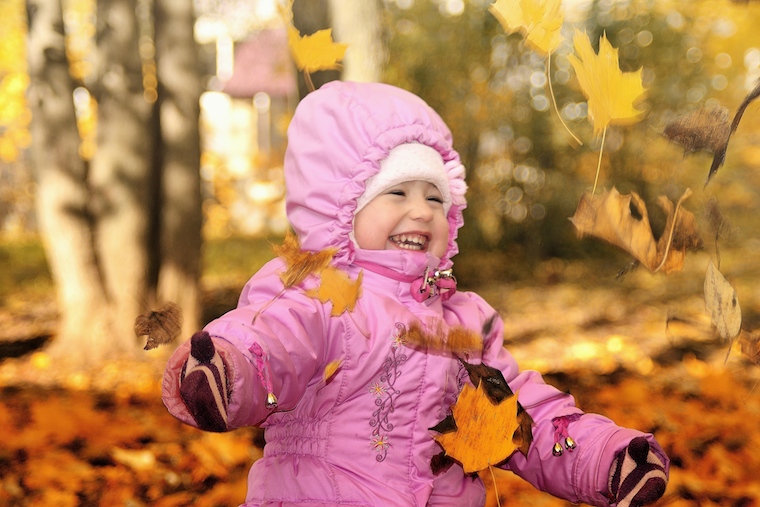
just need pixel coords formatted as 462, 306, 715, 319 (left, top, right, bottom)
570, 188, 657, 269
307, 267, 362, 316
570, 187, 700, 273
704, 261, 742, 342
707, 78, 760, 184
662, 106, 730, 155
434, 382, 522, 474
134, 302, 182, 350
654, 189, 703, 274
273, 230, 337, 288
737, 329, 760, 364
402, 321, 482, 355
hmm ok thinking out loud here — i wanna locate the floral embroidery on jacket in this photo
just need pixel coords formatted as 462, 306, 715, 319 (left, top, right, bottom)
368, 322, 408, 462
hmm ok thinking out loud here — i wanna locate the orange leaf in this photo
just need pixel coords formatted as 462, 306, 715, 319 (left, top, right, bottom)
402, 320, 483, 355
323, 359, 343, 382
307, 267, 362, 316
273, 230, 337, 288
435, 383, 521, 474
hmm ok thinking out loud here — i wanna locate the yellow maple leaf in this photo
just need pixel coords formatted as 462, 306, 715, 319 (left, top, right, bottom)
489, 0, 564, 56
272, 230, 337, 288
435, 382, 521, 474
568, 30, 646, 135
307, 267, 362, 317
287, 25, 347, 74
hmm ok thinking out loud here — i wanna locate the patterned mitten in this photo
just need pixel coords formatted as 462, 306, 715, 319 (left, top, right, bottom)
179, 331, 230, 432
608, 436, 667, 507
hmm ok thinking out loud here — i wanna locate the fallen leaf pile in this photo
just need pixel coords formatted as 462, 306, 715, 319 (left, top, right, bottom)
0, 384, 260, 507
483, 365, 760, 507
2, 356, 758, 507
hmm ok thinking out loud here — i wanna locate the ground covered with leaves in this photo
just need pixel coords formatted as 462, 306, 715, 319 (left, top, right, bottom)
1, 242, 759, 506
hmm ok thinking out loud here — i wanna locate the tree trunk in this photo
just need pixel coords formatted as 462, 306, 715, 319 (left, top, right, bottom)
26, 0, 112, 363
328, 0, 386, 82
87, 0, 155, 358
153, 0, 203, 337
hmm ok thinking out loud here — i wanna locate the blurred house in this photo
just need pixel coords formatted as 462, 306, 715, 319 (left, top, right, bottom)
200, 27, 297, 237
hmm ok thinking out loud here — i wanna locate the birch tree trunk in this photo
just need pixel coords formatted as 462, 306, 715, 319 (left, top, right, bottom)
154, 0, 203, 336
328, 0, 386, 83
26, 0, 112, 363
87, 0, 155, 357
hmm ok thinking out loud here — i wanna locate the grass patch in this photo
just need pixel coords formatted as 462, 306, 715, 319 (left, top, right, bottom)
0, 237, 52, 305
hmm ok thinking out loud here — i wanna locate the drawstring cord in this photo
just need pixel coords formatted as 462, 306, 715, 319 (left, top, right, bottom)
552, 414, 581, 456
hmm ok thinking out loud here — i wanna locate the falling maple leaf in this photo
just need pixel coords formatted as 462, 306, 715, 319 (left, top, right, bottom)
568, 30, 647, 136
307, 267, 362, 317
134, 302, 182, 350
287, 25, 347, 91
272, 230, 336, 289
488, 0, 564, 56
434, 382, 523, 474
570, 187, 701, 274
704, 261, 742, 343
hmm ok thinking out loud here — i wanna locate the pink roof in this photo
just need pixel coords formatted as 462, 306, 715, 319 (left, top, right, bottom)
222, 28, 297, 99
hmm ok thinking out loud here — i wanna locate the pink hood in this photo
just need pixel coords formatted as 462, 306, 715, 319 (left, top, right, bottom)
284, 81, 467, 271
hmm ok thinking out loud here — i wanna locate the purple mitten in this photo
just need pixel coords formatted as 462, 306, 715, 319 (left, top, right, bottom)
608, 436, 667, 507
179, 331, 230, 432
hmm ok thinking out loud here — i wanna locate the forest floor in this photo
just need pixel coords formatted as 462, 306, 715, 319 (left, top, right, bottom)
1, 238, 759, 507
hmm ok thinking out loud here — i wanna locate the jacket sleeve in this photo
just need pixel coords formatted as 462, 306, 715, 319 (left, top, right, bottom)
469, 293, 670, 507
162, 258, 331, 429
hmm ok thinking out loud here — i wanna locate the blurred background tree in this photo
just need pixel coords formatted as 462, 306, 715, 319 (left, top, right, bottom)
25, 0, 202, 364
2, 0, 760, 368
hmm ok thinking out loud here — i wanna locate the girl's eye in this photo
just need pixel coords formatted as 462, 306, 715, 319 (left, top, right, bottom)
389, 190, 406, 196
427, 196, 444, 204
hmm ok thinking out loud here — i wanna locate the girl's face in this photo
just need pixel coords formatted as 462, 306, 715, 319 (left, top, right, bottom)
354, 180, 449, 258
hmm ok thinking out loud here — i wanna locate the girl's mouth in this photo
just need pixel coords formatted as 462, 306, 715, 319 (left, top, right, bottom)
389, 233, 428, 251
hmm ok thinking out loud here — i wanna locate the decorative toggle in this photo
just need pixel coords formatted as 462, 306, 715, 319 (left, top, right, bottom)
411, 267, 457, 303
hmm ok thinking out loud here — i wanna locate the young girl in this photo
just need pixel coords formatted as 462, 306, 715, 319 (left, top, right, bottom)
162, 81, 668, 507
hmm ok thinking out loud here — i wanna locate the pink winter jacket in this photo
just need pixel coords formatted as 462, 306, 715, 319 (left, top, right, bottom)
163, 81, 669, 507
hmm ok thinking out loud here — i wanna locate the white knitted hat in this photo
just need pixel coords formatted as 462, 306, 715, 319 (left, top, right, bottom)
355, 143, 451, 215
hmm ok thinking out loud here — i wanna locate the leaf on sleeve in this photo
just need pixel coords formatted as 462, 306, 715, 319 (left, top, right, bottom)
307, 267, 363, 316
323, 359, 343, 382
134, 302, 182, 350
704, 261, 742, 343
272, 230, 337, 288
433, 383, 524, 474
568, 31, 647, 135
488, 0, 564, 56
402, 321, 483, 356
459, 359, 514, 403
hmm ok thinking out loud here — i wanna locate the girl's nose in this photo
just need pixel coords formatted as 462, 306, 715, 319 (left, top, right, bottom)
409, 197, 433, 221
